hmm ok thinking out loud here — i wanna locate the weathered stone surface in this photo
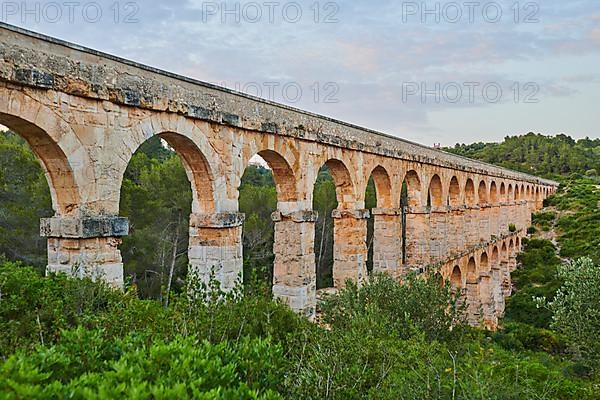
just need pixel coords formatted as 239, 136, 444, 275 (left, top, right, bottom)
40, 216, 129, 238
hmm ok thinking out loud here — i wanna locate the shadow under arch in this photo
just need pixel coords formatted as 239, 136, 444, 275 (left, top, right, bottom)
254, 149, 297, 204
465, 178, 476, 205
428, 174, 443, 208
451, 265, 462, 289
0, 112, 79, 216
448, 176, 460, 207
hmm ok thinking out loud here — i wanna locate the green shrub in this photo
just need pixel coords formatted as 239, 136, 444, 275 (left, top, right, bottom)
319, 273, 463, 342
538, 257, 600, 362
0, 328, 284, 399
0, 262, 122, 357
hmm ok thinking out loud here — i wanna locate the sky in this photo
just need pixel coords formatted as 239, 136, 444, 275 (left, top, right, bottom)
1, 0, 599, 146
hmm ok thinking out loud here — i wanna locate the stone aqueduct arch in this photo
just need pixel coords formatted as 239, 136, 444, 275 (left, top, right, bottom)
0, 24, 558, 326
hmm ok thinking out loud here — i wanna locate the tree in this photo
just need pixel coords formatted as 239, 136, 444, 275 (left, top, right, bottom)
537, 257, 600, 361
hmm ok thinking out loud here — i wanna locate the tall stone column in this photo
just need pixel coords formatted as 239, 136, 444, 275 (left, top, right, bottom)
488, 205, 500, 238
498, 202, 509, 233
429, 207, 450, 263
332, 209, 369, 288
448, 206, 466, 256
371, 208, 402, 277
479, 273, 497, 329
188, 212, 244, 292
464, 206, 480, 248
271, 210, 318, 319
491, 265, 506, 318
40, 215, 129, 288
500, 256, 513, 298
477, 204, 492, 243
466, 276, 481, 326
403, 206, 430, 269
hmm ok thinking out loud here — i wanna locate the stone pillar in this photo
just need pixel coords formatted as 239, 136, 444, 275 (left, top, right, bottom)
403, 206, 430, 269
479, 273, 497, 329
40, 216, 129, 288
477, 204, 492, 243
371, 208, 402, 277
491, 266, 506, 318
188, 212, 244, 292
332, 209, 369, 288
500, 256, 513, 298
498, 202, 509, 233
428, 207, 449, 263
448, 207, 466, 256
488, 205, 500, 238
464, 206, 480, 248
271, 210, 318, 319
466, 276, 481, 326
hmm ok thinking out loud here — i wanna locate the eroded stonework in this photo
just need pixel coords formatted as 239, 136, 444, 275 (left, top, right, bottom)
0, 23, 558, 327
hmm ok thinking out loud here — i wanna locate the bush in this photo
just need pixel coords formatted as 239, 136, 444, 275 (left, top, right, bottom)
538, 257, 600, 362
0, 328, 284, 399
319, 273, 464, 342
0, 262, 122, 357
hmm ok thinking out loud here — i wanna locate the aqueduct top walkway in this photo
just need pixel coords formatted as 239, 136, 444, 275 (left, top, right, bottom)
0, 23, 557, 325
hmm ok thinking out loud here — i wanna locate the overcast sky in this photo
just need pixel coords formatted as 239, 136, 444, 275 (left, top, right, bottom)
2, 0, 599, 146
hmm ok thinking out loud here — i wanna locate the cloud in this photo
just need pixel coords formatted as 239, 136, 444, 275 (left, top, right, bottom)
2, 0, 600, 143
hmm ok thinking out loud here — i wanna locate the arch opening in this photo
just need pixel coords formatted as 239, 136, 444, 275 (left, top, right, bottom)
451, 265, 462, 289
428, 174, 443, 208
119, 132, 216, 299
0, 126, 56, 270
465, 178, 476, 205
239, 151, 297, 289
313, 159, 355, 289
490, 181, 498, 204
365, 166, 391, 273
448, 176, 460, 207
478, 180, 488, 205
401, 170, 422, 264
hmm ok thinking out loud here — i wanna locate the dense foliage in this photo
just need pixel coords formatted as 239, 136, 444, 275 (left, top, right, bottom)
0, 132, 52, 270
1, 264, 598, 399
446, 133, 600, 178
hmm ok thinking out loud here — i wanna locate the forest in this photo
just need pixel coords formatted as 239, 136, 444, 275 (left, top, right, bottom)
1, 130, 599, 398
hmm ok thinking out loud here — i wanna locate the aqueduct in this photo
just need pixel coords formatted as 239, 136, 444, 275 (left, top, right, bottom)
0, 23, 557, 327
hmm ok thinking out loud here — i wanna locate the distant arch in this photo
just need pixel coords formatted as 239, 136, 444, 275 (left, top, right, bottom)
490, 181, 498, 204
491, 246, 499, 267
368, 165, 393, 208
520, 184, 525, 199
514, 185, 520, 200
448, 176, 460, 207
507, 184, 514, 201
253, 150, 297, 203
0, 94, 81, 216
402, 170, 422, 207
501, 242, 508, 259
451, 265, 462, 289
478, 180, 488, 205
500, 182, 506, 201
480, 252, 489, 273
465, 178, 476, 205
466, 257, 477, 283
428, 174, 443, 208
322, 159, 355, 209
